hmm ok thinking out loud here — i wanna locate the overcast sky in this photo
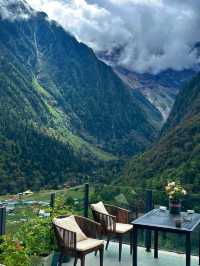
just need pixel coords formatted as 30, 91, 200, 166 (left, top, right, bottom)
25, 0, 200, 74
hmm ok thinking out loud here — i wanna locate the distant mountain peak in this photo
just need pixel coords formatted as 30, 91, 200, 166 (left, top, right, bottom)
0, 0, 33, 20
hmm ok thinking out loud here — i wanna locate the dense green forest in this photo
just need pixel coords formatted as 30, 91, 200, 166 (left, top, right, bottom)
122, 72, 200, 192
0, 0, 199, 195
0, 10, 160, 156
0, 3, 161, 193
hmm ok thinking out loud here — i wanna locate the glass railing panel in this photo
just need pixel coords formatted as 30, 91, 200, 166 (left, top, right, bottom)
3, 192, 50, 235
89, 185, 200, 256
53, 185, 85, 216
89, 184, 146, 246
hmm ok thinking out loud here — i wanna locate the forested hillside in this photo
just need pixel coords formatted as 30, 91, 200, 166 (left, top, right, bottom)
0, 1, 160, 193
122, 72, 200, 192
0, 59, 109, 194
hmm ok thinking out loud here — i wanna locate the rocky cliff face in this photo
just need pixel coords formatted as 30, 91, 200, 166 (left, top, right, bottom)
98, 50, 197, 123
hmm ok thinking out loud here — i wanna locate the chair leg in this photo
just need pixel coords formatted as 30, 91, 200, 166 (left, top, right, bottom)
106, 236, 110, 250
119, 235, 123, 262
58, 253, 63, 266
81, 256, 85, 266
74, 257, 78, 266
130, 230, 133, 254
95, 250, 98, 256
100, 246, 104, 266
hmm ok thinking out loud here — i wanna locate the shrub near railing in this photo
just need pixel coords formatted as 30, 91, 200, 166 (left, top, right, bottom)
0, 235, 31, 266
16, 217, 54, 257
0, 193, 77, 266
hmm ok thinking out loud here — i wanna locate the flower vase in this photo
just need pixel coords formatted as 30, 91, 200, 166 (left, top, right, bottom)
169, 199, 181, 215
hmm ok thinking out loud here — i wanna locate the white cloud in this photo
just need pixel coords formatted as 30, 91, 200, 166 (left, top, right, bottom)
24, 0, 200, 73
0, 0, 32, 20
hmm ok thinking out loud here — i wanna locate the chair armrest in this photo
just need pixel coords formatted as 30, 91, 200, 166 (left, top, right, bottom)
105, 204, 130, 223
75, 216, 102, 239
53, 223, 76, 251
92, 210, 116, 233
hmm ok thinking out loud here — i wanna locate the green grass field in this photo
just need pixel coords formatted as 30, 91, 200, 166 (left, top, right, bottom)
0, 186, 85, 202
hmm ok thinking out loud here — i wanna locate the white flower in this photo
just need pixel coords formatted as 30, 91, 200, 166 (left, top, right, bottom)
182, 189, 187, 195
165, 186, 170, 191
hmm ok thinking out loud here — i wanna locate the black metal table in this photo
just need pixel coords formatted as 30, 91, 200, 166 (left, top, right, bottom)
131, 209, 200, 266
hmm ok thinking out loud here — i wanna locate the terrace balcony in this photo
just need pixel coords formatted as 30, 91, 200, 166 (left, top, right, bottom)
51, 184, 200, 266
1, 184, 200, 266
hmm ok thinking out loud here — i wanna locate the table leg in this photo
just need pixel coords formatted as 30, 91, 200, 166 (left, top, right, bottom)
154, 230, 158, 259
199, 228, 200, 265
186, 233, 191, 266
145, 230, 152, 252
133, 226, 138, 266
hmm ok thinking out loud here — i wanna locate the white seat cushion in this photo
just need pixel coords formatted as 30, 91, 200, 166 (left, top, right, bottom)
77, 238, 104, 251
53, 216, 87, 242
91, 201, 109, 215
115, 223, 133, 234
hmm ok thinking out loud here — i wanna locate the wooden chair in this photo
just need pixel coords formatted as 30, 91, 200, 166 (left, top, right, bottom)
53, 215, 104, 266
91, 202, 133, 262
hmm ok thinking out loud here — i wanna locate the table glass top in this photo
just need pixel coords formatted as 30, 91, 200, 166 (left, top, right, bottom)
132, 209, 200, 232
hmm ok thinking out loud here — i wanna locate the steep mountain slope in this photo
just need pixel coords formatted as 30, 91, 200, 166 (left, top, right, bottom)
0, 57, 110, 194
0, 0, 160, 192
98, 51, 196, 122
115, 67, 196, 121
1, 7, 159, 154
122, 72, 200, 192
162, 74, 200, 134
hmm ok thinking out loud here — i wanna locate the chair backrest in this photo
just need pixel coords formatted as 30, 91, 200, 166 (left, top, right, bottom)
91, 202, 109, 215
105, 204, 129, 224
53, 215, 87, 241
75, 215, 101, 239
53, 222, 76, 253
91, 203, 116, 233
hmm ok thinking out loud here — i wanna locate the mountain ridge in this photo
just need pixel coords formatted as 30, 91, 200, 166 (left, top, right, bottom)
121, 71, 200, 191
0, 0, 161, 192
98, 50, 197, 122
